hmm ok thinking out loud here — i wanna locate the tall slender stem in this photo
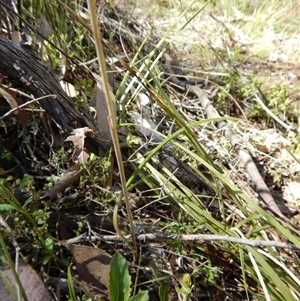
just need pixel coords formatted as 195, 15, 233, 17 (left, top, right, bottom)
87, 0, 137, 258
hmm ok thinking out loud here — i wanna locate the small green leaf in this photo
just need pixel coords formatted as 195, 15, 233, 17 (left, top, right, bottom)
45, 237, 54, 252
42, 255, 51, 265
109, 252, 131, 301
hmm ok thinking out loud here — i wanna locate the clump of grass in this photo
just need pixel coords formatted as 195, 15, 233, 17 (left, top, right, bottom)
1, 0, 300, 300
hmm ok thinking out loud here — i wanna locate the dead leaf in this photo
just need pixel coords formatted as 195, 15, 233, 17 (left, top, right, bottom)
250, 139, 269, 153
42, 164, 81, 200
65, 127, 93, 163
0, 259, 52, 301
60, 81, 79, 97
92, 73, 116, 141
36, 17, 53, 39
11, 31, 21, 43
65, 244, 111, 297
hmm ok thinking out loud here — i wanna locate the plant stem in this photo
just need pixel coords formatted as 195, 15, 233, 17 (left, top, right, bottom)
87, 0, 137, 258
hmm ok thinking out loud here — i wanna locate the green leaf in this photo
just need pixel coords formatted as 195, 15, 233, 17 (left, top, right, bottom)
129, 290, 149, 301
42, 255, 51, 265
45, 237, 54, 252
109, 252, 131, 301
0, 204, 16, 211
0, 183, 21, 208
149, 261, 168, 301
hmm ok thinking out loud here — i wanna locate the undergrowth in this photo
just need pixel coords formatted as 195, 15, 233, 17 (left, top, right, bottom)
0, 0, 300, 301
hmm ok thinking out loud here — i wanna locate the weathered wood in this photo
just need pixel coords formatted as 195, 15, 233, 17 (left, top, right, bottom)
0, 36, 110, 153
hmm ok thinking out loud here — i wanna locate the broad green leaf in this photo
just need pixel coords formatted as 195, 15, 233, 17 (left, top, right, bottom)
109, 252, 131, 301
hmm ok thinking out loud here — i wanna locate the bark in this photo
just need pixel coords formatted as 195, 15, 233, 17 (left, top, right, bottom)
0, 36, 110, 153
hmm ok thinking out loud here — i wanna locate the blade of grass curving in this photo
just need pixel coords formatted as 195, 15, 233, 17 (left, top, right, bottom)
0, 232, 29, 301
143, 159, 233, 235
0, 268, 17, 300
0, 184, 46, 247
247, 246, 296, 301
125, 116, 236, 190
239, 246, 251, 301
235, 214, 263, 231
258, 249, 300, 291
137, 73, 217, 168
251, 224, 274, 234
123, 118, 300, 245
67, 266, 77, 301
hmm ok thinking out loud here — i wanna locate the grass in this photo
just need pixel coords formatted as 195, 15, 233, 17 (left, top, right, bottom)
0, 0, 300, 300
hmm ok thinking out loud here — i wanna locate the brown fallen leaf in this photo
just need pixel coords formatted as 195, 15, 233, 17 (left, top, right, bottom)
91, 72, 116, 142
42, 164, 82, 200
65, 127, 93, 163
64, 243, 111, 298
0, 259, 52, 301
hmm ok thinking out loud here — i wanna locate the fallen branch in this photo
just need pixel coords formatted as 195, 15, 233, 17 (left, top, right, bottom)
0, 94, 56, 120
62, 232, 298, 250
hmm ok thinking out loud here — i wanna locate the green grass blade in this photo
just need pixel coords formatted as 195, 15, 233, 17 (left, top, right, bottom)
0, 232, 28, 301
67, 266, 77, 301
246, 246, 296, 301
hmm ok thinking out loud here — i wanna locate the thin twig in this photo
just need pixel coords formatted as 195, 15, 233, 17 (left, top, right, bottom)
0, 94, 57, 120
